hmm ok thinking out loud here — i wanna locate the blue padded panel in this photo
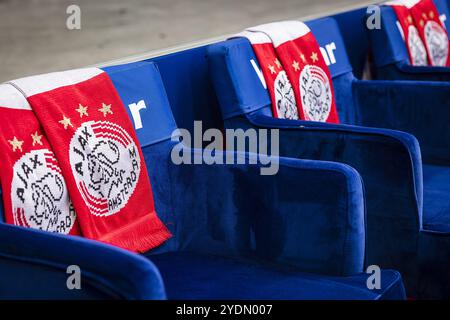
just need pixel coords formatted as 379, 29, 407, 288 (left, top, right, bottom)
149, 252, 406, 300
332, 7, 370, 79
207, 37, 271, 120
102, 62, 178, 147
372, 6, 410, 68
333, 72, 357, 124
436, 0, 450, 29
137, 141, 177, 254
150, 47, 225, 137
307, 18, 353, 79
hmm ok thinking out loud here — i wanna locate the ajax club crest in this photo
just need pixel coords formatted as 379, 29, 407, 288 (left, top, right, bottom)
11, 149, 76, 234
408, 25, 428, 66
274, 71, 299, 120
424, 20, 449, 66
299, 65, 332, 122
69, 120, 141, 217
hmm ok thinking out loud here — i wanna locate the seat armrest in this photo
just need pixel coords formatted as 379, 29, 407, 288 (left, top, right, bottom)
171, 148, 366, 277
241, 113, 423, 222
0, 223, 166, 299
225, 114, 423, 277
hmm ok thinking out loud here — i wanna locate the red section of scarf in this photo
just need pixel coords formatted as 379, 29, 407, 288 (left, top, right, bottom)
274, 30, 340, 123
409, 0, 450, 66
0, 106, 80, 235
27, 72, 171, 252
251, 42, 299, 119
390, 3, 429, 66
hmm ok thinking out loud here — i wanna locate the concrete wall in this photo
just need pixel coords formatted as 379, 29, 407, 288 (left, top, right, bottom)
0, 0, 372, 81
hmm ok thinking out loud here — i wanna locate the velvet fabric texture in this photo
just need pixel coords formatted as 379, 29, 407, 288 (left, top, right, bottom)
148, 252, 405, 300
0, 61, 406, 300
207, 16, 450, 298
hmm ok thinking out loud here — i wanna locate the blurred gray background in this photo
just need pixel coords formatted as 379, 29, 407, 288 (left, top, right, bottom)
0, 0, 372, 82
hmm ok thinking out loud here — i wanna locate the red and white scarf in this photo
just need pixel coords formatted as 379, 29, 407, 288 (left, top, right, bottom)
7, 68, 171, 252
388, 0, 450, 66
409, 0, 450, 66
0, 84, 80, 235
387, 0, 429, 66
236, 31, 299, 120
245, 21, 340, 123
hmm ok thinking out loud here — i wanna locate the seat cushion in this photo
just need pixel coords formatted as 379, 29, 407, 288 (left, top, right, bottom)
146, 252, 405, 300
423, 164, 450, 232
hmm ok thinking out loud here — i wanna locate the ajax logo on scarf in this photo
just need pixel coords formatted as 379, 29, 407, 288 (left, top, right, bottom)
69, 120, 141, 217
299, 65, 332, 122
11, 149, 76, 233
408, 25, 428, 65
424, 20, 449, 66
274, 71, 298, 120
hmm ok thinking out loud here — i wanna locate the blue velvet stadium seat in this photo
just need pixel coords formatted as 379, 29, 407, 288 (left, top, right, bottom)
369, 0, 450, 81
0, 61, 407, 300
207, 16, 450, 298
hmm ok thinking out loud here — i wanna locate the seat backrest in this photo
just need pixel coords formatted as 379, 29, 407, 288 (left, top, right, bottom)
332, 7, 371, 79
370, 1, 450, 68
207, 17, 357, 124
103, 62, 178, 148
151, 47, 225, 138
